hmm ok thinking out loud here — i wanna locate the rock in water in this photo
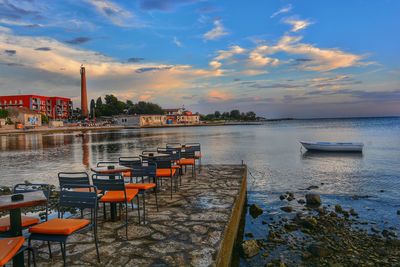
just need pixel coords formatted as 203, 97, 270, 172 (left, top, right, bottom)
279, 195, 286, 200
305, 194, 321, 206
307, 242, 330, 257
249, 204, 263, 218
335, 204, 343, 213
280, 206, 293, 213
397, 210, 400, 215
349, 208, 358, 216
297, 199, 306, 204
306, 185, 319, 190
241, 240, 260, 258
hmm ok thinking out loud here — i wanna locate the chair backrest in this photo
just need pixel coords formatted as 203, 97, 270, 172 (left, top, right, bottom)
166, 143, 181, 148
157, 147, 181, 161
185, 143, 201, 152
181, 147, 196, 158
142, 161, 157, 178
141, 150, 157, 156
119, 157, 141, 169
153, 156, 172, 169
96, 161, 119, 167
91, 174, 125, 192
58, 172, 90, 189
59, 184, 98, 221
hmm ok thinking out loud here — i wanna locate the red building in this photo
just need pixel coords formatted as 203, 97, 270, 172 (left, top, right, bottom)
0, 95, 73, 119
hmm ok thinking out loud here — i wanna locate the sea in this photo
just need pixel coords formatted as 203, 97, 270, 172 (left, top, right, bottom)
1, 117, 399, 258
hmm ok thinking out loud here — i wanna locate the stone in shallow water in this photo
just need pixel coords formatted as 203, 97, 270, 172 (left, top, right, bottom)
242, 240, 260, 258
281, 206, 293, 213
305, 194, 321, 206
249, 204, 263, 218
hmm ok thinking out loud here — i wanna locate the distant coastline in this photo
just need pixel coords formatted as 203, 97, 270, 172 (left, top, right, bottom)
0, 116, 398, 136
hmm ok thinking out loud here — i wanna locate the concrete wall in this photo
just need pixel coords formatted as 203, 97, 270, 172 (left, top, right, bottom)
114, 115, 140, 126
49, 121, 64, 128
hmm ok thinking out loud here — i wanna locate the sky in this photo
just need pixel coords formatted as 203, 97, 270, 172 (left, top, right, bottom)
0, 0, 399, 118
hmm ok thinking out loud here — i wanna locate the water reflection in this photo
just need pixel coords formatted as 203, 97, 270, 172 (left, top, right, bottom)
301, 151, 364, 159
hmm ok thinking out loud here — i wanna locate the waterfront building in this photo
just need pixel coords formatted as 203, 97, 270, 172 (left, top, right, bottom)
0, 95, 73, 119
163, 108, 184, 116
114, 114, 167, 127
6, 107, 42, 127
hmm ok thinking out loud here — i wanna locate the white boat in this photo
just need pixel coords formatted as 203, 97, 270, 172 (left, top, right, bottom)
300, 141, 364, 152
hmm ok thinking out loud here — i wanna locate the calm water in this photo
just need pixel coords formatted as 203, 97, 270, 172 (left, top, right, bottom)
1, 117, 399, 234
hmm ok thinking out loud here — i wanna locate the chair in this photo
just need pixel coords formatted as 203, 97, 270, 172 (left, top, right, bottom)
28, 185, 100, 266
185, 143, 202, 173
118, 157, 142, 182
158, 147, 182, 184
125, 162, 159, 224
178, 147, 196, 178
0, 184, 50, 235
166, 143, 182, 149
58, 172, 92, 192
151, 155, 178, 199
92, 174, 139, 239
0, 236, 36, 267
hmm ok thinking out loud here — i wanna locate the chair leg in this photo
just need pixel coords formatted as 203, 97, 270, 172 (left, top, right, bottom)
47, 241, 52, 258
136, 195, 141, 224
170, 176, 173, 199
142, 192, 146, 224
154, 187, 159, 212
94, 229, 100, 263
125, 203, 128, 240
60, 242, 66, 267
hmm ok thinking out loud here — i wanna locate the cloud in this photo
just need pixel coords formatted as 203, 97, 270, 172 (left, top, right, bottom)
34, 47, 52, 51
138, 0, 201, 11
207, 90, 232, 102
284, 18, 312, 32
270, 4, 292, 18
0, 18, 42, 28
4, 49, 16, 56
0, 0, 39, 19
135, 66, 173, 73
86, 0, 136, 27
209, 60, 222, 69
127, 57, 144, 63
248, 50, 279, 67
239, 69, 268, 76
65, 37, 92, 45
173, 36, 183, 47
247, 82, 302, 89
203, 20, 228, 41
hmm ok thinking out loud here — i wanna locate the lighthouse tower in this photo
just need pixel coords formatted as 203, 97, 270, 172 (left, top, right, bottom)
80, 65, 88, 118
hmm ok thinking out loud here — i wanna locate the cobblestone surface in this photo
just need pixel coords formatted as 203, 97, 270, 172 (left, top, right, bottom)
32, 164, 245, 267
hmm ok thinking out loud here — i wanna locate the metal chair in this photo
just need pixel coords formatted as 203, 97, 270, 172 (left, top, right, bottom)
179, 147, 196, 178
119, 157, 142, 182
151, 155, 178, 199
28, 184, 100, 267
185, 143, 202, 173
92, 174, 139, 239
0, 236, 37, 267
125, 161, 159, 224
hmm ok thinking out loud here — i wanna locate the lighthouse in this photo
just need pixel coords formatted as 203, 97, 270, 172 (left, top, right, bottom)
80, 65, 88, 118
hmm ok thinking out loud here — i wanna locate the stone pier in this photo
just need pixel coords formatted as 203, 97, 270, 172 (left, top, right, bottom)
33, 164, 247, 267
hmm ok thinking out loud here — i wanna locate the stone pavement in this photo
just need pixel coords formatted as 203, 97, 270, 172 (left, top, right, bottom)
32, 164, 246, 267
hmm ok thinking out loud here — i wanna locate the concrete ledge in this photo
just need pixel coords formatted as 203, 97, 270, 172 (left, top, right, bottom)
216, 165, 247, 267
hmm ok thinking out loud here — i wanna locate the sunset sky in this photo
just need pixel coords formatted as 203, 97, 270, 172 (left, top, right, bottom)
0, 0, 399, 118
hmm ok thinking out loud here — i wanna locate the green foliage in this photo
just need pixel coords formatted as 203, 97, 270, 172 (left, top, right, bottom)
202, 110, 257, 121
5, 118, 13, 125
41, 114, 49, 124
89, 99, 95, 118
0, 109, 8, 118
128, 101, 164, 115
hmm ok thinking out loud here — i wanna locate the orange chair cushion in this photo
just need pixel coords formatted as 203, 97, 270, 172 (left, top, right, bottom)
178, 158, 195, 165
126, 183, 156, 190
156, 168, 176, 177
171, 165, 180, 169
100, 189, 138, 203
0, 216, 39, 232
122, 171, 131, 177
29, 218, 89, 235
0, 236, 25, 266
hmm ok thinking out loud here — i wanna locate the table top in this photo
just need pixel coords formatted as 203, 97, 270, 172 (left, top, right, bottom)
91, 165, 131, 174
0, 191, 47, 212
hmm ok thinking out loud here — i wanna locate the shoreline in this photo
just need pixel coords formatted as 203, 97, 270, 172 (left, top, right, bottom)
0, 121, 262, 136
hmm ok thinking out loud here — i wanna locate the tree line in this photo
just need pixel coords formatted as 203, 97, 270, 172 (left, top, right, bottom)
89, 95, 164, 118
200, 110, 257, 121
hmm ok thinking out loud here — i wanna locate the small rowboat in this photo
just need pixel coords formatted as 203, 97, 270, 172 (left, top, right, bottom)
300, 141, 364, 152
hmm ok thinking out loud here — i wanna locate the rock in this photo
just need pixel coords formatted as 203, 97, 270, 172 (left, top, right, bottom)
245, 232, 254, 238
297, 199, 306, 204
241, 240, 260, 258
279, 195, 286, 200
349, 208, 358, 216
305, 194, 321, 206
262, 220, 267, 225
371, 227, 379, 233
284, 223, 298, 231
306, 185, 319, 190
249, 204, 263, 218
334, 204, 343, 213
262, 251, 269, 257
307, 242, 330, 257
280, 206, 293, 213
397, 210, 400, 215
287, 196, 294, 201
0, 186, 11, 195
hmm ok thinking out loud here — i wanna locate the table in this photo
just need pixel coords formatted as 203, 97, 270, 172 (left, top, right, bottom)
91, 165, 131, 221
140, 152, 170, 159
0, 191, 47, 267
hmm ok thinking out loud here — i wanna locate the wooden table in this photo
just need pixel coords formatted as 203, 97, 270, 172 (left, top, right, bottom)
91, 165, 131, 221
0, 191, 47, 267
140, 152, 170, 159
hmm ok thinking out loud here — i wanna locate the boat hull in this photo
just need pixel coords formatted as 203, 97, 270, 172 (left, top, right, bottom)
300, 141, 363, 152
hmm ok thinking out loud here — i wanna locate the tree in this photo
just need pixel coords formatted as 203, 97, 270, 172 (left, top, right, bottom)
41, 114, 49, 124
0, 109, 8, 118
95, 97, 103, 117
245, 111, 256, 121
214, 111, 221, 119
230, 109, 241, 120
128, 101, 164, 115
89, 99, 95, 119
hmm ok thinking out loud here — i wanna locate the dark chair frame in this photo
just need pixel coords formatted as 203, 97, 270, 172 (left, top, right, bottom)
185, 143, 202, 173
28, 184, 100, 267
